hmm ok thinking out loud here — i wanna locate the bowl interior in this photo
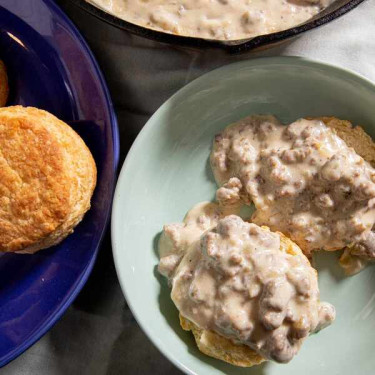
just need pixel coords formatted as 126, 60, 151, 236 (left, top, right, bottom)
112, 57, 375, 375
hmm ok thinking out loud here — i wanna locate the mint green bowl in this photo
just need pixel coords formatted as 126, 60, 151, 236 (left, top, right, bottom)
112, 57, 375, 375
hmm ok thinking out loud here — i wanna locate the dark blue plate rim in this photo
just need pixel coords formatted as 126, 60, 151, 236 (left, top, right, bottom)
0, 0, 120, 367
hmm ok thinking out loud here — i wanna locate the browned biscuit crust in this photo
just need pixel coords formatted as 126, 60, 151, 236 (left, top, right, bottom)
0, 106, 97, 253
180, 314, 265, 367
0, 60, 9, 107
317, 117, 375, 167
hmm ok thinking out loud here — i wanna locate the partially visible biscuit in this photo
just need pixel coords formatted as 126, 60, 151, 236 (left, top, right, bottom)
179, 314, 265, 367
178, 228, 304, 367
0, 106, 97, 253
0, 60, 9, 107
316, 117, 375, 167
317, 117, 375, 274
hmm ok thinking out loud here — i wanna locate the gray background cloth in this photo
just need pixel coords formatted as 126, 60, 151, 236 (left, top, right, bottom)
3, 0, 375, 373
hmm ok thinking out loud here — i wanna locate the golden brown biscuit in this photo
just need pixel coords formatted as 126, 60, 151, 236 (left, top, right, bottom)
0, 106, 97, 253
317, 117, 375, 167
0, 60, 9, 107
179, 314, 265, 367
179, 228, 306, 367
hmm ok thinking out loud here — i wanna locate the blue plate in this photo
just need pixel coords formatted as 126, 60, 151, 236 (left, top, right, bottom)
0, 0, 119, 366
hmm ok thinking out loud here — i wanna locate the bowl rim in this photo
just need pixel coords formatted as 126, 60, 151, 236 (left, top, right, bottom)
111, 55, 375, 375
0, 0, 120, 367
68, 0, 364, 53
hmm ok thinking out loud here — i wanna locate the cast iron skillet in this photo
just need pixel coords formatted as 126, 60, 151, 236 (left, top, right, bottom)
69, 0, 364, 53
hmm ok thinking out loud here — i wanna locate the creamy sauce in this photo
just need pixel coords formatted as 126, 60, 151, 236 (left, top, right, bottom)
159, 204, 335, 363
158, 200, 240, 278
159, 180, 242, 278
211, 116, 375, 274
87, 0, 334, 40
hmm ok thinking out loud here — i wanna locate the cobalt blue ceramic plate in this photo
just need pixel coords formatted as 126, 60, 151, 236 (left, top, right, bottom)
0, 0, 119, 367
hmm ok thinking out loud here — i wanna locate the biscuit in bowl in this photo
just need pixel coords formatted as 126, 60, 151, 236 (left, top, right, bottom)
0, 60, 9, 107
177, 226, 331, 367
294, 117, 375, 274
211, 115, 375, 274
0, 106, 97, 253
159, 204, 335, 367
318, 117, 375, 168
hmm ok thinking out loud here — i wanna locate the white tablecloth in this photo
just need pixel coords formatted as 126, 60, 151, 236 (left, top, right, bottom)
3, 0, 374, 373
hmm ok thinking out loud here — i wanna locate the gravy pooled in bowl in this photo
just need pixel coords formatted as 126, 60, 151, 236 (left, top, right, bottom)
211, 116, 375, 270
87, 0, 334, 40
159, 204, 335, 363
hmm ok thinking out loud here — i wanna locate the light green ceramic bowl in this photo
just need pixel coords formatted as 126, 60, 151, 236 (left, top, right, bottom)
112, 56, 375, 375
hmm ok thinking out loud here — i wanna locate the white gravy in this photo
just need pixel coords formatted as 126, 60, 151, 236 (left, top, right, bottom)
158, 202, 335, 363
87, 0, 334, 40
211, 116, 375, 274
